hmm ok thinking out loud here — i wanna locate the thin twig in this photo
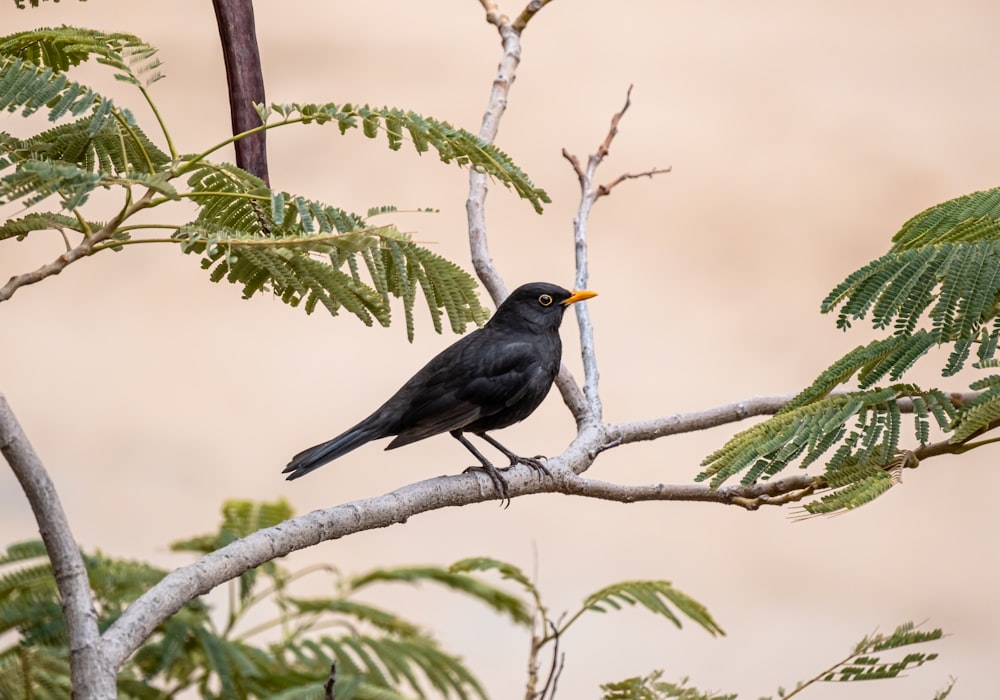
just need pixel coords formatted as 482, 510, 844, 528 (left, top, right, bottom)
609, 391, 982, 446
560, 85, 672, 422
559, 472, 819, 510
479, 0, 505, 27
513, 0, 554, 31
538, 619, 563, 700
0, 189, 156, 303
596, 166, 672, 199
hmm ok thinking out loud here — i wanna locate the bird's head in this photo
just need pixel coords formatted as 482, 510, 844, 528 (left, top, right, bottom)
488, 282, 598, 332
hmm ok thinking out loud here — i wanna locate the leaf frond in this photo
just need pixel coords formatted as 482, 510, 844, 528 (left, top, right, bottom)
700, 386, 949, 492
601, 670, 737, 700
582, 580, 724, 637
5, 114, 169, 176
950, 373, 1000, 443
822, 622, 944, 683
263, 102, 551, 213
822, 189, 1000, 372
0, 27, 161, 86
0, 211, 83, 241
350, 566, 530, 626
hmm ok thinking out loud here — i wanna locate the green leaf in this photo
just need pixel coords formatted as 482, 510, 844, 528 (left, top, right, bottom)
823, 189, 1000, 360
0, 159, 102, 210
700, 386, 952, 504
601, 670, 737, 700
583, 580, 724, 637
823, 622, 944, 683
0, 27, 162, 86
350, 565, 531, 626
949, 373, 1000, 442
263, 102, 551, 214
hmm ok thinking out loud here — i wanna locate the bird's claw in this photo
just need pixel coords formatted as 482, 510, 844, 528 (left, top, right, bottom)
464, 464, 512, 508
504, 454, 551, 480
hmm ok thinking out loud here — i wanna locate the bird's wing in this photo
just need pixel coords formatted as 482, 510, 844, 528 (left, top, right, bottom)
385, 339, 543, 449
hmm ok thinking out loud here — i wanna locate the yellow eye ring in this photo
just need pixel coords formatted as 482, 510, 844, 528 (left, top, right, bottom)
538, 294, 553, 306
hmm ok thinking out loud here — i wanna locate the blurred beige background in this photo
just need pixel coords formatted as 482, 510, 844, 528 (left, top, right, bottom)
3, 0, 999, 697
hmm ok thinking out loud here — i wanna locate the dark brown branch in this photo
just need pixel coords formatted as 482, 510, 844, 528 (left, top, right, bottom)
324, 662, 337, 700
213, 0, 269, 184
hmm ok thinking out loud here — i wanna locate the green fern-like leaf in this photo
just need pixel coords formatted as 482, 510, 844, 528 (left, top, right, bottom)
949, 373, 1000, 443
823, 189, 1000, 376
448, 557, 537, 596
262, 102, 551, 214
170, 498, 294, 555
0, 645, 73, 700
176, 161, 487, 338
4, 114, 169, 178
0, 159, 103, 209
801, 468, 894, 515
305, 634, 487, 700
289, 598, 424, 638
601, 670, 737, 700
0, 27, 162, 86
350, 565, 531, 626
0, 56, 104, 123
700, 386, 949, 491
823, 622, 944, 682
782, 332, 940, 412
582, 580, 724, 637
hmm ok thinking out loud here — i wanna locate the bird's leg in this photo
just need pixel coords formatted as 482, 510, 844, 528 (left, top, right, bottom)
474, 432, 551, 480
450, 430, 511, 504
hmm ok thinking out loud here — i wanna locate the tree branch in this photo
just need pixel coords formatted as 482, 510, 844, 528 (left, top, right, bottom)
0, 394, 115, 698
561, 85, 672, 424
467, 1, 554, 303
98, 386, 985, 668
212, 0, 269, 184
0, 189, 156, 303
467, 1, 599, 430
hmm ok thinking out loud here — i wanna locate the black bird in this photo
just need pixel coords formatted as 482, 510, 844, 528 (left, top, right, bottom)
284, 282, 597, 501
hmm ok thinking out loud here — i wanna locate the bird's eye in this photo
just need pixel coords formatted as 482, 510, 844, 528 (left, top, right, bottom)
538, 294, 553, 306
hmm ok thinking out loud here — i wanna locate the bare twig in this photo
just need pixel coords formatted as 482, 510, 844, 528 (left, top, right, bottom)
596, 167, 672, 198
513, 0, 554, 31
478, 0, 506, 28
538, 620, 564, 700
0, 395, 115, 697
0, 189, 156, 303
560, 472, 819, 509
560, 86, 672, 424
0, 229, 111, 302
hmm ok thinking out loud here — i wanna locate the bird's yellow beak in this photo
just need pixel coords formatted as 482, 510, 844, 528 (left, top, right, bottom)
562, 289, 598, 305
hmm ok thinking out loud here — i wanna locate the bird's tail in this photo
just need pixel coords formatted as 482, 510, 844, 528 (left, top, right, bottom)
283, 421, 384, 480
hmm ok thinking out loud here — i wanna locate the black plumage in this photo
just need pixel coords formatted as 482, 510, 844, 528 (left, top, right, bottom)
283, 282, 597, 500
